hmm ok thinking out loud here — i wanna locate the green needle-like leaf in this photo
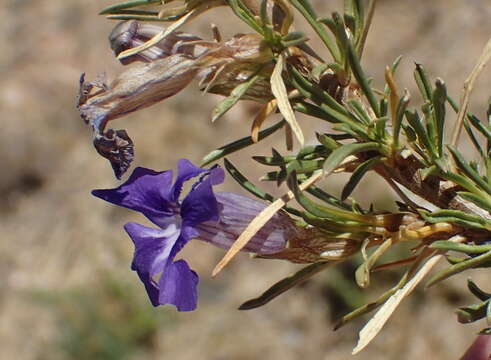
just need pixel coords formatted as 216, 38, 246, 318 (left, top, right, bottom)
223, 158, 302, 216
341, 156, 381, 200
201, 120, 285, 166
239, 262, 333, 310
429, 241, 491, 254
211, 74, 260, 122
227, 0, 264, 34
468, 279, 491, 301
393, 90, 410, 149
432, 79, 447, 156
289, 0, 341, 63
99, 0, 161, 15
447, 145, 491, 195
426, 250, 491, 288
414, 63, 433, 102
323, 142, 381, 175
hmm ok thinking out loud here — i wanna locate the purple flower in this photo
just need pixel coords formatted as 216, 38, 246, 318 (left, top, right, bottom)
92, 159, 291, 311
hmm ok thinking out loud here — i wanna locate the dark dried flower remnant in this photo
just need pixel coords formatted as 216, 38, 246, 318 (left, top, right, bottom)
78, 54, 198, 178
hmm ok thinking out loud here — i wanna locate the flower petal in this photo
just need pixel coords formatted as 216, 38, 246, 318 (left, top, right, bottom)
195, 192, 292, 254
158, 259, 199, 311
92, 167, 175, 227
181, 173, 220, 226
124, 222, 181, 306
172, 159, 208, 202
125, 222, 181, 275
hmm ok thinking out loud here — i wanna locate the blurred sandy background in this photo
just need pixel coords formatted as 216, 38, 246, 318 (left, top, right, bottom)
1, 0, 491, 359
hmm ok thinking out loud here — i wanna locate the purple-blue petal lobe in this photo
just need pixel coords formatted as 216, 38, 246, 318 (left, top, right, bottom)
92, 167, 175, 227
124, 221, 181, 276
92, 160, 231, 311
181, 175, 220, 226
172, 159, 208, 202
158, 259, 199, 311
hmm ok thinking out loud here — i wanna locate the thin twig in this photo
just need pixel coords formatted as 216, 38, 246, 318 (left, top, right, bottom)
450, 37, 491, 149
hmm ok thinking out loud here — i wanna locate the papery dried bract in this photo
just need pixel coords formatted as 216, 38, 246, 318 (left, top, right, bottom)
197, 34, 275, 102
259, 228, 360, 263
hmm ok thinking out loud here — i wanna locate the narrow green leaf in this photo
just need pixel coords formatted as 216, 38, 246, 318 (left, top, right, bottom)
379, 98, 388, 117
288, 172, 369, 221
420, 209, 491, 230
468, 279, 491, 301
286, 159, 325, 177
302, 212, 369, 233
383, 55, 403, 95
414, 63, 433, 102
463, 118, 484, 156
393, 90, 410, 148
289, 67, 351, 118
239, 262, 333, 310
426, 250, 491, 287
439, 171, 484, 198
447, 145, 491, 195
227, 0, 264, 34
201, 120, 285, 166
281, 32, 309, 47
253, 154, 295, 166
317, 133, 339, 151
223, 158, 302, 216
456, 301, 489, 323
469, 115, 491, 143
211, 74, 260, 122
374, 117, 389, 141
343, 23, 380, 117
99, 0, 161, 14
323, 142, 381, 175
432, 79, 447, 156
429, 241, 491, 254
289, 0, 341, 62
293, 101, 342, 124
297, 145, 328, 159
306, 185, 352, 210
348, 99, 372, 125
106, 14, 168, 21
341, 156, 381, 200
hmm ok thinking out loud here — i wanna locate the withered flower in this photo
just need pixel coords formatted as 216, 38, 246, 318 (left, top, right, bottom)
109, 20, 204, 65
77, 54, 198, 178
79, 20, 314, 177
